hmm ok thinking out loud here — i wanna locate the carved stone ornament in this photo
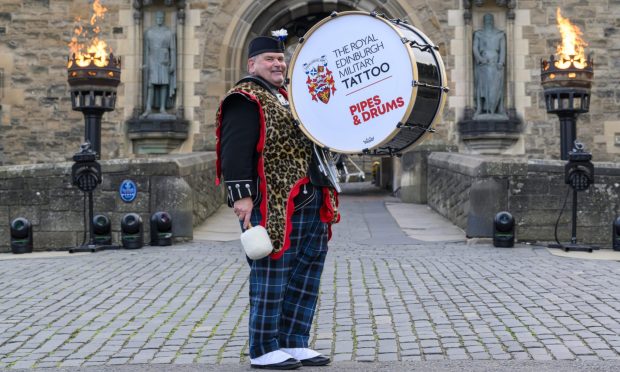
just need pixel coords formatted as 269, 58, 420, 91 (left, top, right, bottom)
463, 0, 516, 9
133, 0, 187, 19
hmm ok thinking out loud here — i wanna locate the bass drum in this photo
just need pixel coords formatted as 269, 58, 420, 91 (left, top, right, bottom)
288, 11, 448, 155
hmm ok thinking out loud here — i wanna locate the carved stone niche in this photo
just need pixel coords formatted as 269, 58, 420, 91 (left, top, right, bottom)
459, 114, 521, 154
458, 0, 522, 154
126, 0, 189, 155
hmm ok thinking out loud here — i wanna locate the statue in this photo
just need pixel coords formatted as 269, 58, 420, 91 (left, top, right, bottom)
473, 13, 506, 119
141, 10, 176, 118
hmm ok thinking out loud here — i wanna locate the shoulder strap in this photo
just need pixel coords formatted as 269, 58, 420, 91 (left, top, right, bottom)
236, 75, 289, 108
237, 75, 279, 97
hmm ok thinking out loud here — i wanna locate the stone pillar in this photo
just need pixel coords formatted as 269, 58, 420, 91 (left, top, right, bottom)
505, 3, 515, 116
463, 1, 474, 118
134, 3, 143, 118
176, 6, 185, 119
125, 1, 190, 155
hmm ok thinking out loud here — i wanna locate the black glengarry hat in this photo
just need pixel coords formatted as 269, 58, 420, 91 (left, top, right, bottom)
248, 36, 284, 58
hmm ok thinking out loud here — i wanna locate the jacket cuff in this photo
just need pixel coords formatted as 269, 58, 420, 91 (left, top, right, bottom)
225, 179, 257, 203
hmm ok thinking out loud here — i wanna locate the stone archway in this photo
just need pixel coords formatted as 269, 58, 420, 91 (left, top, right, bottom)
199, 0, 443, 151
222, 0, 418, 86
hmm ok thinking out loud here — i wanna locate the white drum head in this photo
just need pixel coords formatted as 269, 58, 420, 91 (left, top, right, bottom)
288, 12, 418, 154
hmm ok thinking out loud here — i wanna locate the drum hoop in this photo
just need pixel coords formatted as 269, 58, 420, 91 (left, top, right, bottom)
395, 23, 449, 152
287, 11, 419, 154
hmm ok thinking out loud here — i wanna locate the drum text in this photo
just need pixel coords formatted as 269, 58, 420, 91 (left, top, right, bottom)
350, 95, 405, 125
338, 57, 374, 78
332, 33, 386, 83
341, 63, 390, 89
332, 34, 379, 58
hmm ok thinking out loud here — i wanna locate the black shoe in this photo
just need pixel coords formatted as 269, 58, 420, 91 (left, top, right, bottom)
251, 357, 302, 370
300, 355, 331, 366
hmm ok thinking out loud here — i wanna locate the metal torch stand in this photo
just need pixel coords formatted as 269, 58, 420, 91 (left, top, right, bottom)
67, 53, 121, 252
69, 190, 121, 253
547, 187, 599, 252
69, 144, 120, 253
547, 143, 599, 253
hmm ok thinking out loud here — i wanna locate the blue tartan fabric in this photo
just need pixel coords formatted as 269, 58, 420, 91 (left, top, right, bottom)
242, 187, 328, 358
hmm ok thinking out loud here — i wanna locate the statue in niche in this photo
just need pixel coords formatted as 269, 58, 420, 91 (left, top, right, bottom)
473, 13, 507, 119
141, 10, 176, 118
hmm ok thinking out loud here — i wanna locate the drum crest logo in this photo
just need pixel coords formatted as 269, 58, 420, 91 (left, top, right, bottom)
303, 56, 336, 104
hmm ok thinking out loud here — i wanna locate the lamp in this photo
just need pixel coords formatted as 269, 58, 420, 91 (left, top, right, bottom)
150, 212, 173, 246
542, 9, 598, 253
540, 9, 593, 161
69, 143, 119, 253
67, 3, 121, 253
10, 217, 33, 254
548, 141, 598, 252
93, 214, 112, 245
613, 216, 620, 251
121, 213, 143, 249
493, 211, 515, 248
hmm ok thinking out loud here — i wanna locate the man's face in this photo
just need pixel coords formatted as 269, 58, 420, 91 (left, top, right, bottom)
248, 52, 287, 87
483, 15, 493, 28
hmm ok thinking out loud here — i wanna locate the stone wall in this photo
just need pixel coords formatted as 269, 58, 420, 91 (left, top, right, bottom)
0, 0, 129, 165
0, 152, 225, 252
428, 152, 620, 247
1, 0, 619, 166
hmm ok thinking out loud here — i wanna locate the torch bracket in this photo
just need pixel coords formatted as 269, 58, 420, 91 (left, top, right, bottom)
543, 87, 590, 115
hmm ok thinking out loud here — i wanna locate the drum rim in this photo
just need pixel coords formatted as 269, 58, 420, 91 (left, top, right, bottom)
287, 10, 419, 154
393, 23, 449, 152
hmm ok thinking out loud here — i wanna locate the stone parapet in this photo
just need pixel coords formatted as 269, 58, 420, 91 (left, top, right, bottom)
0, 152, 225, 252
428, 152, 620, 247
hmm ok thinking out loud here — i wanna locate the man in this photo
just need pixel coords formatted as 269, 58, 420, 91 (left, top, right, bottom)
141, 10, 176, 118
215, 35, 339, 370
473, 13, 506, 118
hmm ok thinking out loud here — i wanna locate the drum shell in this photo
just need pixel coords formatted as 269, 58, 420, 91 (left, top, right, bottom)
287, 11, 447, 155
374, 21, 447, 155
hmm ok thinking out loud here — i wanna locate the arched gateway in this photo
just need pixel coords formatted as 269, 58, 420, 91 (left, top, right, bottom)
199, 0, 439, 151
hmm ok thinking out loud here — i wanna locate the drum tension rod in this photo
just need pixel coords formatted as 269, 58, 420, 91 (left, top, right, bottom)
409, 40, 439, 52
412, 80, 450, 93
397, 122, 437, 133
377, 147, 401, 157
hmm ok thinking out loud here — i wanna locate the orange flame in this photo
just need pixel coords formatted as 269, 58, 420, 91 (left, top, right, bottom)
555, 8, 588, 69
68, 0, 111, 68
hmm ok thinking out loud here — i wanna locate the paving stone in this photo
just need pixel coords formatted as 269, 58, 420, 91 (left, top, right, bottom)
332, 353, 352, 362
4, 194, 620, 369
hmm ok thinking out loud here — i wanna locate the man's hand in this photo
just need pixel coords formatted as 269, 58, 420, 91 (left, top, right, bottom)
234, 197, 253, 230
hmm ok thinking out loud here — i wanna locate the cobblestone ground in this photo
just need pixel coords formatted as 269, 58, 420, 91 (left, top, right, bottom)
1, 195, 620, 369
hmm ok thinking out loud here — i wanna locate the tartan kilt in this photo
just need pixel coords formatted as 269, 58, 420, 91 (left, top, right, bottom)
242, 184, 328, 358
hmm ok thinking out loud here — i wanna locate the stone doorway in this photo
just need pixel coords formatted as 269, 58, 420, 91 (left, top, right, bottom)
200, 0, 415, 151
223, 0, 413, 86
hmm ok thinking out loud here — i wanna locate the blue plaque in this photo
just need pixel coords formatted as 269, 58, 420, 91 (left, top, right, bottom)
119, 180, 137, 203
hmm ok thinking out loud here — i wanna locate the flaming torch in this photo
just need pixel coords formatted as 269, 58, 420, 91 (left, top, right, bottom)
67, 0, 120, 159
67, 0, 121, 253
541, 8, 593, 160
542, 9, 597, 253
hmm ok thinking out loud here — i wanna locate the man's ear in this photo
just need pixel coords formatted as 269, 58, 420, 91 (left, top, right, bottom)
248, 58, 255, 74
